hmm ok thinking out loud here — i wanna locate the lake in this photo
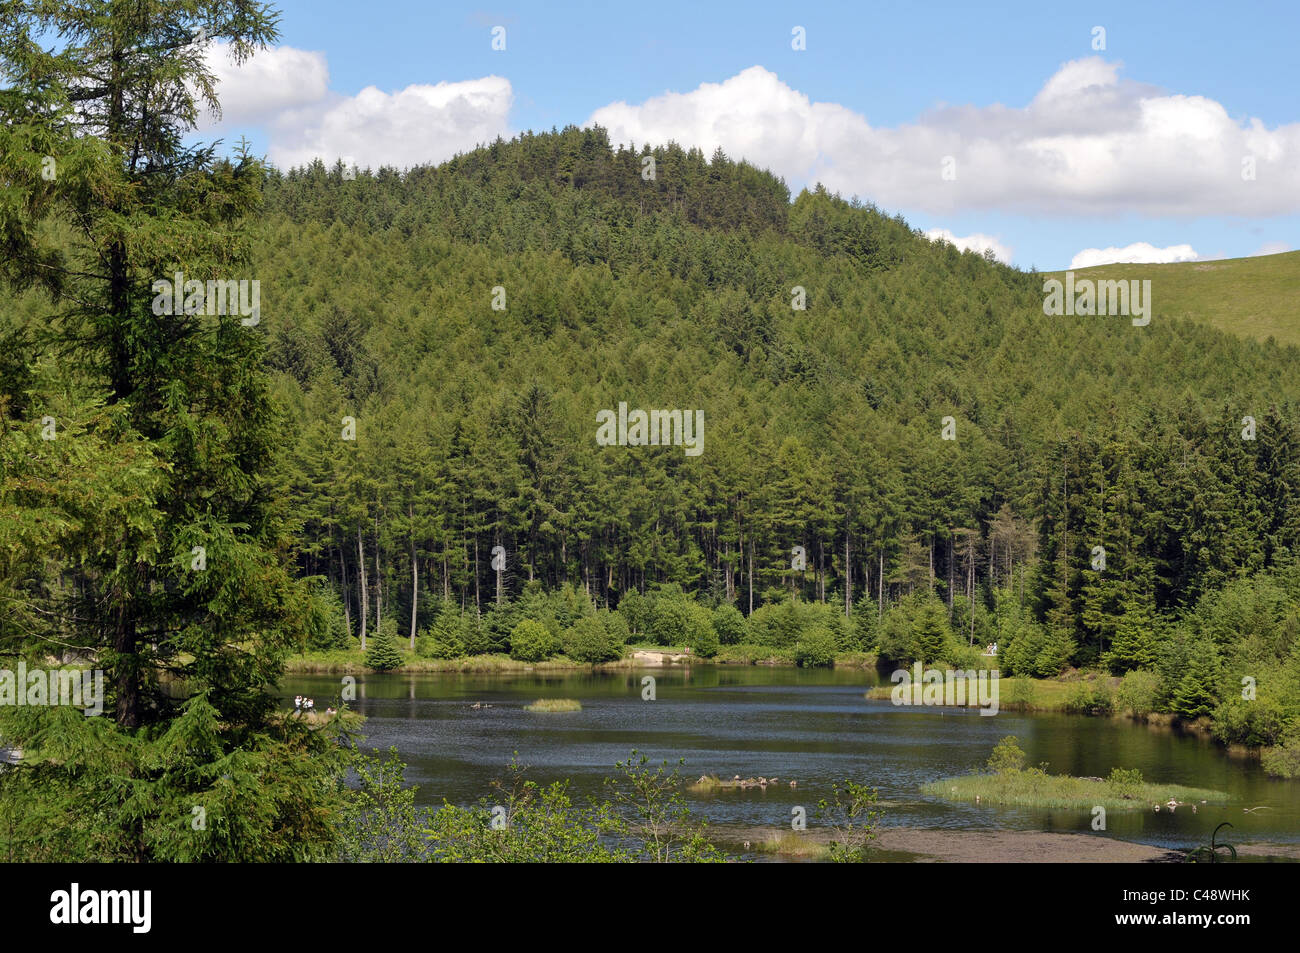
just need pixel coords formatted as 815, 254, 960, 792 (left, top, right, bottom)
282, 666, 1300, 856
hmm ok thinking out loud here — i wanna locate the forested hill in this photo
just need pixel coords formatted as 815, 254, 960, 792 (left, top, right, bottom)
254, 125, 1300, 677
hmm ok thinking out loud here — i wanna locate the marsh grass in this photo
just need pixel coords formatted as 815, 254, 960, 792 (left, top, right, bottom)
923, 769, 1227, 811
524, 698, 582, 713
754, 831, 829, 860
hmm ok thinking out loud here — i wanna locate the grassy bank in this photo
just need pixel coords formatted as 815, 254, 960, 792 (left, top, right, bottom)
865, 673, 1118, 713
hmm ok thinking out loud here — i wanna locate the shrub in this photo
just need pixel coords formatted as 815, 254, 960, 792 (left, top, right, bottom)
1262, 731, 1300, 779
563, 615, 622, 663
1107, 767, 1144, 800
987, 736, 1026, 774
1211, 695, 1291, 746
683, 602, 719, 658
616, 589, 653, 639
602, 609, 632, 646
946, 644, 985, 671
509, 618, 557, 662
1116, 669, 1160, 718
711, 603, 747, 645
1064, 681, 1114, 715
746, 600, 802, 648
794, 625, 838, 667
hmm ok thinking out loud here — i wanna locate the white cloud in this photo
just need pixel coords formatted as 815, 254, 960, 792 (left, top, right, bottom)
192, 42, 512, 171
586, 60, 1300, 218
266, 76, 513, 171
197, 41, 330, 128
1069, 242, 1199, 269
924, 228, 1012, 263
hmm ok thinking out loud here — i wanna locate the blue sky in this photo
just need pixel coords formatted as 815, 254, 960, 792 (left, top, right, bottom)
203, 0, 1300, 270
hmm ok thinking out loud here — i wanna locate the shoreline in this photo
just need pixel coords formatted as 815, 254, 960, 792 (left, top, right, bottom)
716, 826, 1300, 863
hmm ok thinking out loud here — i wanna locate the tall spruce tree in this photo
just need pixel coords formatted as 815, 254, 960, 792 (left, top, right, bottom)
0, 0, 351, 861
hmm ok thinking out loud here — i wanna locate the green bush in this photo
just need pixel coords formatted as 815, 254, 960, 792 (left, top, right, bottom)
683, 602, 719, 658
1262, 730, 1300, 778
1211, 694, 1291, 746
711, 603, 747, 645
987, 736, 1026, 774
1116, 669, 1161, 718
1107, 767, 1145, 799
509, 618, 558, 662
602, 609, 632, 646
946, 644, 985, 671
563, 614, 622, 663
1063, 681, 1114, 715
616, 589, 653, 640
794, 625, 838, 667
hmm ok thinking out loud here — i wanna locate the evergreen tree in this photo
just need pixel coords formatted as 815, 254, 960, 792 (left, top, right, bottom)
365, 618, 405, 671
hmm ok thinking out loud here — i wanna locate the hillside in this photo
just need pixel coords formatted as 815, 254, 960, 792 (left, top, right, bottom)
220, 128, 1300, 669
1051, 251, 1300, 347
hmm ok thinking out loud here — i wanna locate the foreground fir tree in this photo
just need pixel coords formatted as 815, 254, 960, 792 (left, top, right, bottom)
0, 0, 351, 860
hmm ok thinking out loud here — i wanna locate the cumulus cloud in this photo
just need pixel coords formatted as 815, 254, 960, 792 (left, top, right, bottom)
1069, 242, 1199, 269
192, 42, 512, 171
924, 228, 1012, 263
197, 41, 330, 129
266, 76, 513, 171
586, 60, 1300, 218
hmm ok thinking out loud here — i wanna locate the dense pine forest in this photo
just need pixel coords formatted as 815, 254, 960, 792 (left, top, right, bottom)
191, 127, 1299, 753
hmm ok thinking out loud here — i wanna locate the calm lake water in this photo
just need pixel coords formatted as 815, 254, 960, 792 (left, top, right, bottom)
282, 666, 1300, 854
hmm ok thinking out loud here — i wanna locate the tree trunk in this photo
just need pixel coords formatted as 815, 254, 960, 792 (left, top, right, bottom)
878, 548, 884, 620
410, 506, 418, 650
374, 514, 382, 632
844, 535, 852, 616
357, 523, 368, 650
747, 537, 754, 616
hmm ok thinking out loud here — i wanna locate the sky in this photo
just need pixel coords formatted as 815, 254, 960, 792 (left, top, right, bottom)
195, 0, 1300, 271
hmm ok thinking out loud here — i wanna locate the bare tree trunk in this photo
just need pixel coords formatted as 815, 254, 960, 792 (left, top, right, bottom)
339, 537, 352, 638
410, 505, 418, 650
844, 535, 852, 616
496, 538, 504, 608
374, 514, 382, 632
747, 536, 754, 616
948, 532, 954, 619
969, 553, 975, 646
878, 548, 884, 620
357, 523, 368, 650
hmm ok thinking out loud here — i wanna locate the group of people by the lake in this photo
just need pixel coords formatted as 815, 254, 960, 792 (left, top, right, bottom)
984, 642, 999, 655
293, 696, 337, 716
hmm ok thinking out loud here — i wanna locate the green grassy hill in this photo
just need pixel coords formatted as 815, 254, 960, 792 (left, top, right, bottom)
1051, 250, 1300, 347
